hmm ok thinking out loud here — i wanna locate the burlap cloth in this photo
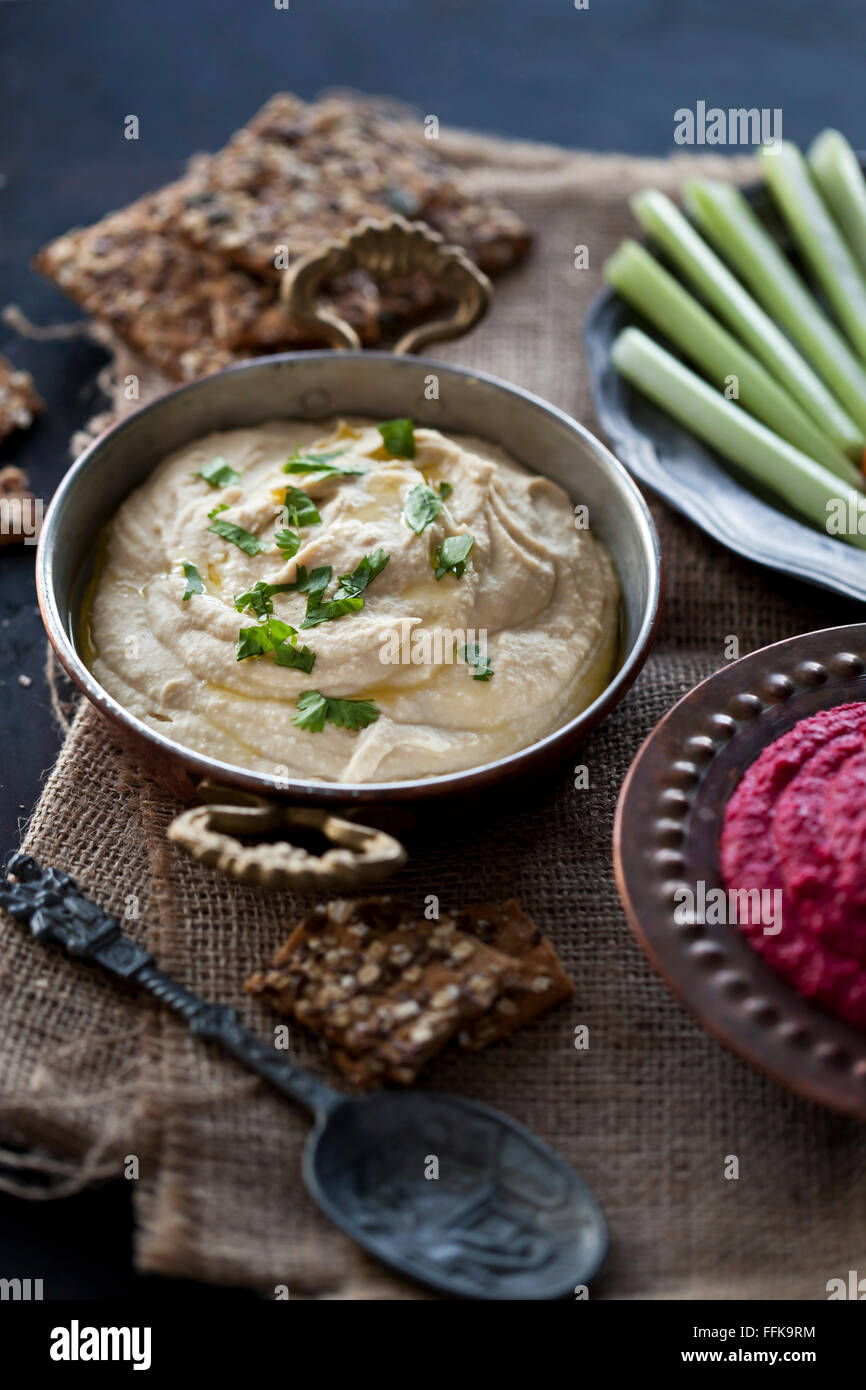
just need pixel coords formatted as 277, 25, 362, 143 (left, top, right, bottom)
3, 128, 866, 1301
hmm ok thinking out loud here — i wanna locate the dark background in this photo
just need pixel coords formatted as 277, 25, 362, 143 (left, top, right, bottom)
0, 0, 861, 1299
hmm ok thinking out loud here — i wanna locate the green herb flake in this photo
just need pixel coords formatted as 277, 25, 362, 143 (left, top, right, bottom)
282, 486, 321, 529
402, 484, 441, 535
434, 532, 475, 580
236, 617, 315, 674
207, 502, 230, 519
293, 565, 332, 597
457, 642, 494, 681
207, 518, 264, 555
377, 417, 415, 458
299, 549, 389, 628
283, 447, 366, 477
272, 641, 315, 674
437, 481, 453, 499
234, 580, 287, 618
196, 456, 241, 488
233, 565, 330, 617
181, 561, 204, 601
275, 528, 301, 560
301, 593, 365, 629
293, 690, 379, 733
236, 617, 297, 660
334, 548, 390, 599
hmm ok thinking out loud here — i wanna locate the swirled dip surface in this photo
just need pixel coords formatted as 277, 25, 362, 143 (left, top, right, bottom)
87, 418, 619, 782
720, 702, 866, 1032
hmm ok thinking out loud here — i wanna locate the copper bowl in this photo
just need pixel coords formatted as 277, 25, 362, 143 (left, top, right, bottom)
37, 350, 661, 818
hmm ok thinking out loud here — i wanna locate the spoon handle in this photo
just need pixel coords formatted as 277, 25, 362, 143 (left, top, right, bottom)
0, 852, 340, 1119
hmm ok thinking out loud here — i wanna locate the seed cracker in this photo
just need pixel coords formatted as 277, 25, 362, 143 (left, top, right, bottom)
33, 179, 381, 382
174, 92, 531, 282
35, 93, 529, 380
245, 897, 512, 1087
246, 896, 572, 1086
453, 899, 574, 1050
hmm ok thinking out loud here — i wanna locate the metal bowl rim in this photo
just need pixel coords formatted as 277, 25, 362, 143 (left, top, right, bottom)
37, 349, 662, 802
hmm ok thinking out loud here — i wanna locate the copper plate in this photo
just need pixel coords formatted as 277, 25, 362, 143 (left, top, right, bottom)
614, 623, 866, 1119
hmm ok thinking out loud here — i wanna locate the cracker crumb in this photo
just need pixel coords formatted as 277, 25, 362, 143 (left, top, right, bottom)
0, 356, 43, 441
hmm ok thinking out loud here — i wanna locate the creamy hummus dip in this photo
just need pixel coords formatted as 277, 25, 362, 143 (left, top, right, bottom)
86, 417, 619, 783
720, 703, 866, 1033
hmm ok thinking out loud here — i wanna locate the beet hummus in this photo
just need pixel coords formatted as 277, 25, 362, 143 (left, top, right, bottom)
720, 701, 866, 1032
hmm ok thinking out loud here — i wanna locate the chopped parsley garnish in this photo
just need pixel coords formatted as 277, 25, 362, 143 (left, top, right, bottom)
458, 642, 494, 681
301, 550, 389, 628
293, 690, 379, 733
236, 617, 296, 660
377, 417, 415, 458
301, 593, 364, 629
434, 532, 475, 580
272, 641, 316, 673
207, 502, 230, 519
208, 517, 264, 555
334, 548, 390, 599
233, 568, 329, 618
196, 456, 240, 488
275, 528, 301, 560
235, 550, 386, 637
181, 561, 204, 601
273, 486, 320, 560
294, 565, 332, 597
236, 616, 314, 674
283, 447, 366, 477
282, 485, 321, 529
403, 484, 441, 535
234, 579, 294, 618
437, 480, 453, 499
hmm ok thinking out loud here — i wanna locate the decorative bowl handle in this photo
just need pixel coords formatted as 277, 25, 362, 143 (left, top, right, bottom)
167, 782, 407, 893
280, 214, 492, 355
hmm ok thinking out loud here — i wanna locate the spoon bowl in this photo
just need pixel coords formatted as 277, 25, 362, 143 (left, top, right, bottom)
306, 1089, 607, 1300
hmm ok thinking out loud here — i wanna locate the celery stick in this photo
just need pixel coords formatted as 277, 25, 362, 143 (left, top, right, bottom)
604, 239, 860, 485
611, 327, 866, 550
631, 190, 864, 457
809, 129, 866, 276
759, 142, 866, 361
685, 176, 866, 438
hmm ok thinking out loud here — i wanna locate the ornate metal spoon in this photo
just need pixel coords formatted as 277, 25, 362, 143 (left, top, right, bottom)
0, 853, 607, 1300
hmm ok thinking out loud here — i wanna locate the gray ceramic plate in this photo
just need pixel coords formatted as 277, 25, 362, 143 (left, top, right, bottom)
584, 177, 866, 603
